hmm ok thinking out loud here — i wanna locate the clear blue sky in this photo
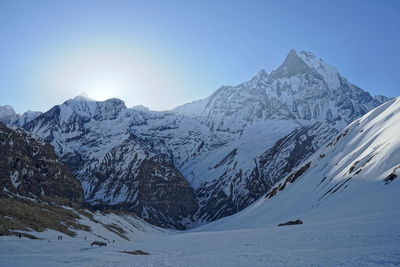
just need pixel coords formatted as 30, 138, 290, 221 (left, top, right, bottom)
1, 0, 399, 113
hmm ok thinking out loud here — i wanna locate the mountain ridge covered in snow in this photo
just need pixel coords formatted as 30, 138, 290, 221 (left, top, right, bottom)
0, 49, 392, 228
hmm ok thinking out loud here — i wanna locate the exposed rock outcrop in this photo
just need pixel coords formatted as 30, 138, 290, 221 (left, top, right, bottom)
0, 123, 83, 203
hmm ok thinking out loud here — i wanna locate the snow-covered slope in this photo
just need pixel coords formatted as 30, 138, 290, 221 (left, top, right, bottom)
200, 97, 400, 231
0, 50, 390, 228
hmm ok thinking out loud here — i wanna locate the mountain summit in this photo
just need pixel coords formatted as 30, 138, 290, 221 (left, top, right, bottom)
272, 49, 314, 78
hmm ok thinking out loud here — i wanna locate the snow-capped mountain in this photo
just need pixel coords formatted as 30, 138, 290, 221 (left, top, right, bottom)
172, 49, 389, 224
0, 50, 391, 228
20, 95, 198, 229
200, 96, 400, 231
175, 50, 385, 132
0, 105, 19, 125
0, 105, 42, 127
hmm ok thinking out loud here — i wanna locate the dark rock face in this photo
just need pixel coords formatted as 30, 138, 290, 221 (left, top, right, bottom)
0, 123, 83, 203
133, 156, 198, 229
87, 139, 199, 229
196, 181, 238, 223
271, 49, 313, 78
384, 166, 400, 184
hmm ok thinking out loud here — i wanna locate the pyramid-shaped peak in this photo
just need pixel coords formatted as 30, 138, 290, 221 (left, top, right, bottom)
271, 49, 310, 78
287, 48, 298, 57
253, 69, 268, 80
271, 49, 341, 89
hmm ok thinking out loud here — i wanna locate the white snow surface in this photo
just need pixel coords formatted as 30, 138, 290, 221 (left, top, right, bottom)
1, 210, 399, 266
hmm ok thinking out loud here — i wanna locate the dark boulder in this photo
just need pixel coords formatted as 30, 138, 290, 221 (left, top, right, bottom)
278, 219, 303, 226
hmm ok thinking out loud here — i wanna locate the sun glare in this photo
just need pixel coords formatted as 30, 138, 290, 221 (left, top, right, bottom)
75, 68, 127, 101
42, 43, 177, 107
